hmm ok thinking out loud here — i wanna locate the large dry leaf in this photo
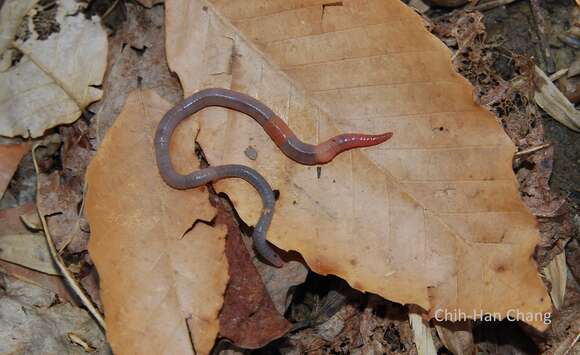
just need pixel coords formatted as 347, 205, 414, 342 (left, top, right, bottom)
0, 0, 107, 137
166, 0, 550, 330
86, 90, 227, 355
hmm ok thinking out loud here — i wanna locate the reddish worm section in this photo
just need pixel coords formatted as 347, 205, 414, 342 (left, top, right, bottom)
154, 88, 392, 267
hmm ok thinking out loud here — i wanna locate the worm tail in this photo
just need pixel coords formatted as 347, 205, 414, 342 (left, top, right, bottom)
314, 132, 393, 164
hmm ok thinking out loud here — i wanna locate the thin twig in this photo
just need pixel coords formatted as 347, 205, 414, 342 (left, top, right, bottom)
529, 0, 555, 73
32, 144, 106, 330
514, 143, 551, 157
564, 331, 580, 355
471, 0, 519, 11
549, 68, 569, 82
101, 0, 120, 20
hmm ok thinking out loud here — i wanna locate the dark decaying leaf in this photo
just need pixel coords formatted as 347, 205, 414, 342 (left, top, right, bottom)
216, 198, 292, 349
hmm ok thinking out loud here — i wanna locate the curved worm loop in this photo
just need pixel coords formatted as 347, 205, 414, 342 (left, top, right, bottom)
154, 88, 392, 267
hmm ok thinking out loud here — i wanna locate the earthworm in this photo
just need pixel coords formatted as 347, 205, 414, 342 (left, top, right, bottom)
154, 88, 392, 267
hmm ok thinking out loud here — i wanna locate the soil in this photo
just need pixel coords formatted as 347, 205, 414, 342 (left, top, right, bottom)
483, 0, 580, 214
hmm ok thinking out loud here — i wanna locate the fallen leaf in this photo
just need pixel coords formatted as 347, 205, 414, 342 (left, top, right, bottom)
0, 0, 38, 58
0, 203, 59, 275
166, 0, 550, 330
541, 252, 567, 310
0, 259, 76, 303
0, 204, 74, 302
0, 202, 35, 232
0, 234, 60, 275
86, 89, 227, 355
258, 259, 308, 315
288, 292, 414, 353
90, 2, 182, 142
434, 320, 474, 355
216, 200, 292, 348
36, 121, 93, 254
0, 0, 107, 138
77, 264, 103, 313
0, 142, 30, 199
534, 65, 580, 132
0, 273, 109, 354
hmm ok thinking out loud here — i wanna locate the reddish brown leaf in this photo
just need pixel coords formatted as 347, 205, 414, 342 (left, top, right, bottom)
216, 200, 292, 348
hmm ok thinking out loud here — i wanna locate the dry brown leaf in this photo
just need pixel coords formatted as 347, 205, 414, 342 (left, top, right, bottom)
35, 121, 93, 254
166, 0, 550, 330
0, 142, 30, 199
86, 90, 227, 355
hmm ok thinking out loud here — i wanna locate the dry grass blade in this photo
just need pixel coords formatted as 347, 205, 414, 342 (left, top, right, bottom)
534, 66, 580, 131
541, 252, 567, 310
409, 311, 437, 355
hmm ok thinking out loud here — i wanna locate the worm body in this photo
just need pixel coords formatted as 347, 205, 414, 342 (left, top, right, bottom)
154, 88, 392, 267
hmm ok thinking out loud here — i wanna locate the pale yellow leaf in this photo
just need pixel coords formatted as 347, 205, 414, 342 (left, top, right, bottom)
0, 0, 38, 58
0, 0, 107, 137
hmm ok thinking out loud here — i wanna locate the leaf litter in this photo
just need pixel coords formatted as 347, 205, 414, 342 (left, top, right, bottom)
1, 0, 580, 351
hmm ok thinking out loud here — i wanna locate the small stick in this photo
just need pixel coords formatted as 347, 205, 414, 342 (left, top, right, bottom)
564, 331, 580, 355
32, 144, 106, 331
101, 0, 120, 20
549, 68, 569, 82
472, 0, 519, 11
514, 143, 551, 157
529, 0, 555, 73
